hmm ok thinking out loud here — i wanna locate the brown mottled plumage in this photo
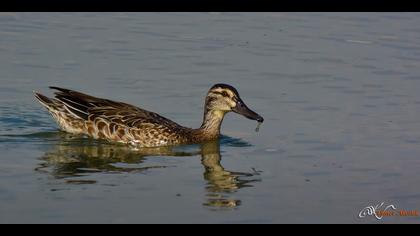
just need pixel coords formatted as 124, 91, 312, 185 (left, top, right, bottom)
34, 84, 263, 148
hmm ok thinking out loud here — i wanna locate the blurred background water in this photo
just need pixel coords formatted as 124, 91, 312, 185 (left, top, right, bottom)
1, 12, 420, 223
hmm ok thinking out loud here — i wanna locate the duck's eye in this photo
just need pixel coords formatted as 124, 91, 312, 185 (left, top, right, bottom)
222, 91, 229, 97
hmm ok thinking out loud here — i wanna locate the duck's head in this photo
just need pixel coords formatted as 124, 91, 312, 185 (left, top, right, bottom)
204, 84, 264, 123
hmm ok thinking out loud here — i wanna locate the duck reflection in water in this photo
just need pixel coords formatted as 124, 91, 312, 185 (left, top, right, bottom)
36, 132, 262, 208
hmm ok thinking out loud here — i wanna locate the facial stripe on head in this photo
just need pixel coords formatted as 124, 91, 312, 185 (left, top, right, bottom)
210, 88, 236, 98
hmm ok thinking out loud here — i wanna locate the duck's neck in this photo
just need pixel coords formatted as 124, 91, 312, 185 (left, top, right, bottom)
193, 109, 226, 141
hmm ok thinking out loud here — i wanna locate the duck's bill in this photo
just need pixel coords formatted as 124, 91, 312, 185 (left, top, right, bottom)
232, 99, 264, 123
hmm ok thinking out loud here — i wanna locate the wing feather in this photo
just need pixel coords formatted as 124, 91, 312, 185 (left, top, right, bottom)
49, 87, 181, 129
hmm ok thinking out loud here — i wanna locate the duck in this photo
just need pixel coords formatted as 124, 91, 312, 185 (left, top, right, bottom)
34, 84, 264, 148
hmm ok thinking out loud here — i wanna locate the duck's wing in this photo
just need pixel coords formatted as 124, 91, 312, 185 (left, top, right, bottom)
49, 86, 181, 128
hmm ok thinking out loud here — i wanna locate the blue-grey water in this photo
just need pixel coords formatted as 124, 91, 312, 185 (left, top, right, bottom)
1, 12, 420, 223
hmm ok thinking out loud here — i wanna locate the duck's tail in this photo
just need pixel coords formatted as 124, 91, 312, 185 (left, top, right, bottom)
34, 90, 86, 134
34, 91, 68, 121
34, 91, 55, 110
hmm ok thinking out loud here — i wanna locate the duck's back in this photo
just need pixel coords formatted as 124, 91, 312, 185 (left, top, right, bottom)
35, 87, 194, 147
